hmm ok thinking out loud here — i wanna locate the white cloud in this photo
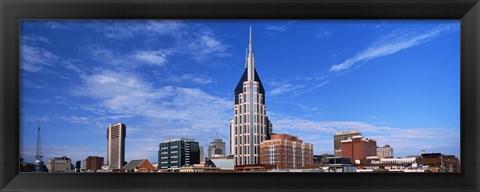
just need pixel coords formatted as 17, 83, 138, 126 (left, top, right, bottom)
184, 33, 231, 62
263, 21, 297, 33
133, 50, 169, 66
315, 30, 332, 40
86, 46, 172, 69
265, 25, 287, 32
166, 73, 215, 84
22, 35, 51, 44
100, 20, 230, 63
70, 69, 233, 161
267, 80, 304, 96
101, 20, 184, 39
87, 23, 230, 66
20, 44, 59, 72
330, 24, 459, 72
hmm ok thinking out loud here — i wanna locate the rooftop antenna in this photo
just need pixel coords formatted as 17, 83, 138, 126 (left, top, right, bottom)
35, 121, 43, 162
33, 120, 48, 172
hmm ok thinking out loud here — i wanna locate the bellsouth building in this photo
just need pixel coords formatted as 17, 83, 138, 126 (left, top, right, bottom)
230, 28, 272, 166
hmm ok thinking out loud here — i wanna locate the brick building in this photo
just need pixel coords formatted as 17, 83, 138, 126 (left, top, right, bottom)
341, 135, 377, 164
259, 133, 314, 169
420, 153, 460, 172
84, 156, 104, 172
334, 130, 362, 157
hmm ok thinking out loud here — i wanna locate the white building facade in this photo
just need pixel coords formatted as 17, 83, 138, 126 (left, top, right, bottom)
230, 28, 272, 166
46, 156, 72, 172
377, 145, 394, 158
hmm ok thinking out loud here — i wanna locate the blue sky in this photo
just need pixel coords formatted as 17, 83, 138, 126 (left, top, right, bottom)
20, 20, 460, 164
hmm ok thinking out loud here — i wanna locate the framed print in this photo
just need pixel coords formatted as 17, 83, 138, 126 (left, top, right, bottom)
1, 0, 479, 192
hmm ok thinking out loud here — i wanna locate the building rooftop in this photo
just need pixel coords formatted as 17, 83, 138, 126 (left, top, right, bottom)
335, 130, 361, 135
209, 159, 235, 169
163, 138, 195, 143
123, 159, 149, 170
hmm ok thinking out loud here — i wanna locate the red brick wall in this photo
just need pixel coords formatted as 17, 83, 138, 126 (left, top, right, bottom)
341, 137, 377, 164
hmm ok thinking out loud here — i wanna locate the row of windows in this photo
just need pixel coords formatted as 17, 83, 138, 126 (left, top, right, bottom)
233, 134, 266, 145
242, 83, 261, 93
234, 145, 261, 155
234, 113, 266, 124
236, 156, 259, 165
235, 102, 265, 115
237, 93, 263, 105
233, 124, 266, 135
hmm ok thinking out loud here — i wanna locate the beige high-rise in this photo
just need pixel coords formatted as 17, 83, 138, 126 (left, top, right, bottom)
230, 28, 272, 166
107, 123, 126, 169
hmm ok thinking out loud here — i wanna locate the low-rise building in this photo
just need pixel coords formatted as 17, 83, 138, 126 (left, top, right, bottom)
377, 145, 394, 158
45, 156, 72, 172
84, 156, 104, 172
313, 153, 334, 167
419, 153, 460, 172
123, 159, 154, 172
234, 164, 268, 172
259, 133, 314, 170
326, 157, 356, 172
341, 136, 377, 164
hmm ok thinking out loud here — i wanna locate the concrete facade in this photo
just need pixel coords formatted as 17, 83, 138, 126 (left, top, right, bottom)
107, 123, 126, 169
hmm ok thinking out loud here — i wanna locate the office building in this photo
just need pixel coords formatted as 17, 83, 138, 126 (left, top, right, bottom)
377, 145, 394, 158
45, 156, 72, 172
85, 156, 104, 172
230, 28, 273, 166
207, 138, 226, 157
75, 161, 81, 172
107, 123, 126, 169
199, 146, 205, 162
259, 133, 314, 169
158, 138, 200, 169
334, 130, 362, 157
341, 135, 377, 164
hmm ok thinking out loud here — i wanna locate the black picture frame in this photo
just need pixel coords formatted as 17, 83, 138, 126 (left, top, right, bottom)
1, 0, 479, 192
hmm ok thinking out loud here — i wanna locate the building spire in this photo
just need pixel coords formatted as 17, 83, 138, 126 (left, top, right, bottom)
247, 26, 255, 81
245, 48, 248, 68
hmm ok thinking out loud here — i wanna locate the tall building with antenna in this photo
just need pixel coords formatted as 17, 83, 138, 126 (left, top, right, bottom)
33, 122, 48, 172
230, 28, 272, 166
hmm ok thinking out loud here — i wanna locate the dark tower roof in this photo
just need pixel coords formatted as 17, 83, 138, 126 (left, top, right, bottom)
234, 68, 265, 105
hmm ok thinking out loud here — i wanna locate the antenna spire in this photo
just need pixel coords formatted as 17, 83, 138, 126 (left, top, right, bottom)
35, 121, 43, 161
247, 26, 255, 81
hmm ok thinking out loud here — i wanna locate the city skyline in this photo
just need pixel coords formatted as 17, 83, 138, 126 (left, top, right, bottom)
20, 20, 460, 164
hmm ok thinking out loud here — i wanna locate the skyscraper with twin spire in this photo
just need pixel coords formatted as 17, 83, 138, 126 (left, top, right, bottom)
230, 28, 272, 166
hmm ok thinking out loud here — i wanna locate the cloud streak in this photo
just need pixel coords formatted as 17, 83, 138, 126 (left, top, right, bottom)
330, 24, 459, 72
286, 23, 459, 98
